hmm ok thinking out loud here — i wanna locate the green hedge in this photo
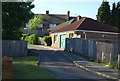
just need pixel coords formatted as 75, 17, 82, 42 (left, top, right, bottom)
21, 34, 29, 41
44, 36, 52, 46
21, 34, 38, 44
28, 34, 38, 44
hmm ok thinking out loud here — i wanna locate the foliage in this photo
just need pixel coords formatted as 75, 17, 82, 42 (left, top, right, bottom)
38, 37, 44, 45
2, 2, 34, 40
97, 1, 120, 29
43, 36, 52, 46
21, 34, 38, 44
21, 34, 29, 41
111, 2, 120, 29
28, 14, 43, 29
96, 1, 111, 25
28, 34, 38, 44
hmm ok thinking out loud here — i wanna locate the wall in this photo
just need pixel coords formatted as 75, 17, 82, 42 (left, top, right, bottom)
22, 28, 49, 37
2, 40, 28, 57
50, 31, 77, 48
75, 31, 119, 40
66, 38, 120, 68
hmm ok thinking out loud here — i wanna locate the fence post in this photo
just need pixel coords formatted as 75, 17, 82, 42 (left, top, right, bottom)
118, 54, 120, 69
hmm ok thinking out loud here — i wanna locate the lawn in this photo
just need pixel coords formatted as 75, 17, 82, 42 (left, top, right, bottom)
13, 56, 59, 79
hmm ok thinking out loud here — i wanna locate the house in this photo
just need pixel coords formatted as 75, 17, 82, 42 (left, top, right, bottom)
50, 16, 119, 48
23, 11, 74, 36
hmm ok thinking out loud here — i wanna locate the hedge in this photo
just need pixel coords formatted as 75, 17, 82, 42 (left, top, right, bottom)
43, 36, 52, 46
21, 34, 38, 44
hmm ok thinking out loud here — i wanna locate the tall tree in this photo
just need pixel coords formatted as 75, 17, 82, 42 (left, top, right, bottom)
28, 15, 43, 29
27, 14, 43, 34
2, 2, 34, 40
111, 3, 117, 27
96, 1, 111, 25
116, 1, 120, 29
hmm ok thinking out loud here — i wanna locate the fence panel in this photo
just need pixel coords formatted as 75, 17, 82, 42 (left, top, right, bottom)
2, 40, 28, 57
65, 38, 120, 68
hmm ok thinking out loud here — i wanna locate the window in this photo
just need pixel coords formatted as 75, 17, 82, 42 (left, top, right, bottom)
26, 23, 29, 27
54, 35, 58, 43
69, 33, 73, 38
38, 24, 43, 27
49, 24, 56, 27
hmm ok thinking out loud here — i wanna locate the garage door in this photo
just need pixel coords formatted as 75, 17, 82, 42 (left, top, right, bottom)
60, 34, 66, 48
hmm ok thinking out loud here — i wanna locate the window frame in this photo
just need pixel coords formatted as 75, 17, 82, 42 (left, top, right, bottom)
54, 35, 58, 44
69, 33, 74, 38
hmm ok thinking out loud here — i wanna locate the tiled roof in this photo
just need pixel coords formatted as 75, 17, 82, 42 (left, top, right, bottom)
50, 18, 86, 33
40, 14, 68, 24
48, 19, 74, 31
76, 18, 118, 32
51, 17, 119, 33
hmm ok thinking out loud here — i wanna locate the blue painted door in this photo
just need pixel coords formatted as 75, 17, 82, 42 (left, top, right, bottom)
60, 34, 66, 48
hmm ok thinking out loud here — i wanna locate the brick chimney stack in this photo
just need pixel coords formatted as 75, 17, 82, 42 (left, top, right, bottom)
67, 11, 70, 20
77, 15, 81, 21
46, 10, 49, 14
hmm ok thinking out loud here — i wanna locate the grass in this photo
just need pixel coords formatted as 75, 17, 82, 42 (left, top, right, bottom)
13, 56, 59, 79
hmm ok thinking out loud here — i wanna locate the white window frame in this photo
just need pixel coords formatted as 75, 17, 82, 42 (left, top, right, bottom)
54, 35, 58, 44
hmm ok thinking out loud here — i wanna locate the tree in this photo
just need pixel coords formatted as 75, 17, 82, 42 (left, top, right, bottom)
96, 1, 111, 25
27, 14, 43, 34
116, 1, 120, 29
111, 3, 117, 27
2, 2, 34, 40
28, 15, 43, 29
110, 1, 120, 29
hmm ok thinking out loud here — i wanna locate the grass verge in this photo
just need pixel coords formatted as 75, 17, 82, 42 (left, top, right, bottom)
13, 56, 59, 79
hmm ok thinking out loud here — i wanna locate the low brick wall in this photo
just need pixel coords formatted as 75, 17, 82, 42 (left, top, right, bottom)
2, 40, 28, 57
2, 57, 12, 79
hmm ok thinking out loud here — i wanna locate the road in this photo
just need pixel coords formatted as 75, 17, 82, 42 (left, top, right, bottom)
28, 45, 114, 81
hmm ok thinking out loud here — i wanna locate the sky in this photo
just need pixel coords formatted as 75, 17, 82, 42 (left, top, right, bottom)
31, 0, 119, 20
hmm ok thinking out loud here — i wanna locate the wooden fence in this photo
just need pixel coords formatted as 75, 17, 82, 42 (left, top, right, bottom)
2, 40, 28, 57
66, 38, 120, 68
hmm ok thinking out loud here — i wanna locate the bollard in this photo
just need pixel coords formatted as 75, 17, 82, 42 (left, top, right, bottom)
118, 54, 120, 68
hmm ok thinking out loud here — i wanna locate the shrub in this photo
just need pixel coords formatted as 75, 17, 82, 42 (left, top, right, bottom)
28, 34, 38, 44
44, 36, 52, 46
38, 37, 44, 45
24, 35, 30, 41
21, 34, 29, 41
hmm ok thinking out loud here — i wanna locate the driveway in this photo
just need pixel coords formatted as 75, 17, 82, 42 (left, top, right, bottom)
28, 45, 111, 80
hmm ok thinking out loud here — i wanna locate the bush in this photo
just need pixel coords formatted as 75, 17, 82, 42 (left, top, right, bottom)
44, 36, 52, 46
38, 37, 44, 45
21, 34, 29, 41
28, 34, 38, 44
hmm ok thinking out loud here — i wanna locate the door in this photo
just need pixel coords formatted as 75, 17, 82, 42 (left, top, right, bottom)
60, 34, 66, 48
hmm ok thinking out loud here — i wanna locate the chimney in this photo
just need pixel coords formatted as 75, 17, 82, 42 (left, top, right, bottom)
77, 15, 81, 21
67, 11, 70, 20
46, 10, 49, 14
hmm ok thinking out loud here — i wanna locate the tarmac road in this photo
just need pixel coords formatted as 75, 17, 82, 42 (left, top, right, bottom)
28, 45, 116, 81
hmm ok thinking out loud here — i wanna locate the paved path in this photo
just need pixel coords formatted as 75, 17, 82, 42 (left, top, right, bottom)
28, 45, 118, 81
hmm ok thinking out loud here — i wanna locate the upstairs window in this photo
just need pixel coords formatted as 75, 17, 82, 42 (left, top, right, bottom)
49, 24, 56, 27
38, 24, 43, 27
